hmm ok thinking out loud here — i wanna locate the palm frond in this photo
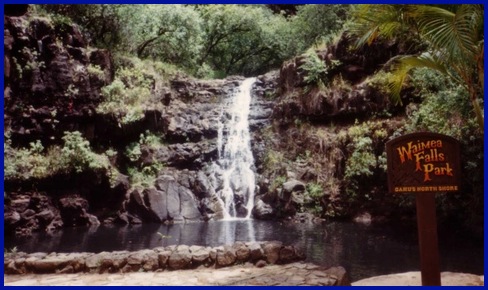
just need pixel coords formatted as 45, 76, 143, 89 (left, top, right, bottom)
350, 5, 411, 48
387, 52, 449, 105
413, 5, 479, 62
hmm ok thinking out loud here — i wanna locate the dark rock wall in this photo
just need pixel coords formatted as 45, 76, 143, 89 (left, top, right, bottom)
4, 14, 113, 148
3, 12, 429, 237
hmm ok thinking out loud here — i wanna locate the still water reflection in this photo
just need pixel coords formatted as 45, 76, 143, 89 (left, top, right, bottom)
4, 220, 483, 281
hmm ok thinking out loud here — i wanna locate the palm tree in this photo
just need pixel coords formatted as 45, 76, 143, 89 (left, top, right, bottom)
350, 4, 484, 134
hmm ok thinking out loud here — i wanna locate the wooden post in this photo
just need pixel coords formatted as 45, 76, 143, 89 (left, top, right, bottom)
415, 193, 441, 286
386, 132, 461, 286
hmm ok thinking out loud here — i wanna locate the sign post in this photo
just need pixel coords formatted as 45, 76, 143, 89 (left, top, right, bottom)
386, 132, 461, 286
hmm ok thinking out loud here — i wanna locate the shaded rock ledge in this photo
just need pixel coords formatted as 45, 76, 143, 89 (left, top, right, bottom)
4, 241, 309, 275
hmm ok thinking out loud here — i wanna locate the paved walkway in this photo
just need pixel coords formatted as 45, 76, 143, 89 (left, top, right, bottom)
5, 263, 483, 286
352, 271, 484, 286
4, 262, 346, 286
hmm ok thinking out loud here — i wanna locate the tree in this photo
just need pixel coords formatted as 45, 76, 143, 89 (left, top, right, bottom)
119, 5, 204, 71
292, 5, 350, 50
39, 4, 125, 48
350, 4, 484, 134
197, 5, 292, 76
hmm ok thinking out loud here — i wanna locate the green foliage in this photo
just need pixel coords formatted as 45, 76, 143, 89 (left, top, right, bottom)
4, 131, 112, 181
120, 5, 204, 71
264, 150, 285, 173
364, 71, 395, 95
198, 4, 292, 76
270, 175, 287, 192
405, 71, 477, 138
38, 4, 126, 48
351, 4, 484, 132
33, 4, 353, 78
292, 5, 350, 50
302, 182, 324, 215
306, 182, 323, 199
127, 164, 163, 189
341, 121, 389, 198
300, 51, 340, 87
87, 64, 105, 80
61, 131, 108, 173
97, 57, 165, 125
125, 131, 165, 189
401, 71, 483, 228
301, 51, 327, 86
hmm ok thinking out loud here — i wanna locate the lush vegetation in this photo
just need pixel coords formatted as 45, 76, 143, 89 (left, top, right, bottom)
35, 4, 349, 77
350, 4, 484, 133
4, 130, 117, 182
7, 5, 483, 231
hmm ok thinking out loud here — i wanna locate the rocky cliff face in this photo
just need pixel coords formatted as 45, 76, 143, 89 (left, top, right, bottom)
251, 32, 416, 223
3, 11, 422, 238
4, 11, 277, 236
4, 14, 113, 148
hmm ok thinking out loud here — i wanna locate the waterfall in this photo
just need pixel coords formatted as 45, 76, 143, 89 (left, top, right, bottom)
213, 78, 257, 220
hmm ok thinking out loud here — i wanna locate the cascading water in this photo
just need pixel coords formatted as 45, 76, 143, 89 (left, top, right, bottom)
212, 78, 257, 220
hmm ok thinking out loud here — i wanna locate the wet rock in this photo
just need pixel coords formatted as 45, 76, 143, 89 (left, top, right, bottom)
124, 175, 203, 223
58, 197, 94, 227
255, 260, 268, 268
4, 13, 113, 148
144, 188, 167, 222
252, 199, 274, 220
278, 246, 300, 264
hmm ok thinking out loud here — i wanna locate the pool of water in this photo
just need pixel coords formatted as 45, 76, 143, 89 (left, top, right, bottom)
4, 220, 483, 281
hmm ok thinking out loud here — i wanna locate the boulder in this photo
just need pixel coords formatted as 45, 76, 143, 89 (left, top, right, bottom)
58, 197, 94, 227
190, 246, 211, 266
324, 266, 351, 286
233, 242, 251, 262
262, 241, 283, 264
282, 180, 306, 193
216, 245, 237, 268
252, 199, 274, 220
168, 245, 192, 270
246, 242, 265, 262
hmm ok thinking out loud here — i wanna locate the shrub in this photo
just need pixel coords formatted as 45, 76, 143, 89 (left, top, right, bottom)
60, 131, 109, 173
340, 121, 389, 199
97, 56, 173, 125
300, 51, 340, 87
4, 131, 113, 181
124, 131, 165, 189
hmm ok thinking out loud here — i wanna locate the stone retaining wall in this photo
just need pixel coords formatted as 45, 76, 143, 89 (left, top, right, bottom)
4, 241, 305, 274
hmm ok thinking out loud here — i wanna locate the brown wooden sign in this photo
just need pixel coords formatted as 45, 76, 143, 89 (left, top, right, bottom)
386, 132, 462, 286
386, 132, 461, 194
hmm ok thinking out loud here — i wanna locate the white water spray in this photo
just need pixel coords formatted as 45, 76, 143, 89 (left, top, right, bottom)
213, 78, 257, 220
